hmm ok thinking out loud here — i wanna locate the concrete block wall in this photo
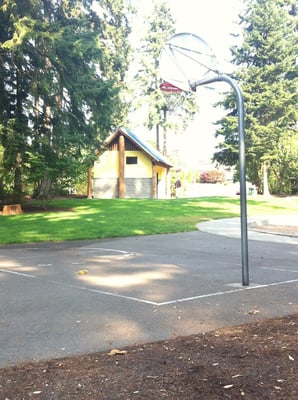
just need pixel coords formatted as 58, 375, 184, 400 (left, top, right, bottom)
93, 178, 152, 198
93, 178, 118, 198
124, 178, 152, 198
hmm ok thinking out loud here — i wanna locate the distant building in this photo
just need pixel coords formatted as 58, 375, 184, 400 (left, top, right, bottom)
93, 127, 172, 199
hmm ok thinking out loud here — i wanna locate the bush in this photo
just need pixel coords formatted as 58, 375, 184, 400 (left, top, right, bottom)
200, 170, 225, 184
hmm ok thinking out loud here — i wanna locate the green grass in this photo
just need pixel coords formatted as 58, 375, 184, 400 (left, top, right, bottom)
0, 196, 297, 245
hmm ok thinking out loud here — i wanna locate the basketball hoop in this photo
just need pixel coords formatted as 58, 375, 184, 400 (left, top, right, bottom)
159, 81, 184, 93
159, 32, 218, 92
159, 32, 249, 286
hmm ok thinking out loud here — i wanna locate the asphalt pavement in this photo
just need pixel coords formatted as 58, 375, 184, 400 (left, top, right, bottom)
0, 216, 297, 367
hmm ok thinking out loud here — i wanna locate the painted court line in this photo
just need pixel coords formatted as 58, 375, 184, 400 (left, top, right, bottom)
156, 279, 298, 306
1, 268, 297, 307
0, 268, 39, 279
75, 247, 136, 255
0, 268, 156, 306
37, 264, 52, 267
260, 266, 298, 273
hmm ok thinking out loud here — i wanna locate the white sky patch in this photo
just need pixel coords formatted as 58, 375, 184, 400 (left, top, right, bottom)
168, 0, 244, 72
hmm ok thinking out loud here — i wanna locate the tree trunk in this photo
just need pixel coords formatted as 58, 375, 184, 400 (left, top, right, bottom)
162, 108, 167, 156
263, 162, 270, 197
13, 168, 22, 203
13, 153, 23, 203
118, 134, 125, 198
152, 163, 157, 198
87, 167, 93, 199
0, 176, 3, 198
156, 124, 160, 151
38, 171, 52, 209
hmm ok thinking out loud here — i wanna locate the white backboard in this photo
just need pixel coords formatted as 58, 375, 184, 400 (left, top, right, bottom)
159, 32, 218, 91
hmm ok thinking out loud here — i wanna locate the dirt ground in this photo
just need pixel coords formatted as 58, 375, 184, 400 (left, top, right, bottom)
0, 313, 297, 400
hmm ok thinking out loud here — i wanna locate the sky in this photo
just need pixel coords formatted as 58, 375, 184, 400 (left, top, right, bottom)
168, 0, 244, 72
130, 0, 245, 168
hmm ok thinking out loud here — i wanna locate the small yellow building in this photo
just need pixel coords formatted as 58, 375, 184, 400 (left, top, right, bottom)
93, 127, 172, 199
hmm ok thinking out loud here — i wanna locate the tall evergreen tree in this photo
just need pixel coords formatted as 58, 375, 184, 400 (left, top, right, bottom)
0, 0, 132, 204
213, 0, 298, 194
132, 0, 198, 156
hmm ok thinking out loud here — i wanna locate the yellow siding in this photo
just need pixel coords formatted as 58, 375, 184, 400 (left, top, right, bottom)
93, 148, 170, 199
94, 150, 153, 178
124, 151, 152, 178
93, 151, 119, 178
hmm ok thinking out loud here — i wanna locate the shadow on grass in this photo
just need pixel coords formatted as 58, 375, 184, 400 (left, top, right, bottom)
0, 196, 297, 245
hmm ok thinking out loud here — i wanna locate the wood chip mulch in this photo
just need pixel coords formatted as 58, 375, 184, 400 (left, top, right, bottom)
0, 313, 297, 400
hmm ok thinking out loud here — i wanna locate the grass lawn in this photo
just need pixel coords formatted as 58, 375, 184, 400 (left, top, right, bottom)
0, 195, 297, 245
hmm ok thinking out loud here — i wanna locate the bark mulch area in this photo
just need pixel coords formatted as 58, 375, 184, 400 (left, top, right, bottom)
0, 313, 297, 400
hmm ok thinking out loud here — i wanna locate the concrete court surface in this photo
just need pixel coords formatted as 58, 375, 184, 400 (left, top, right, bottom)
0, 219, 297, 367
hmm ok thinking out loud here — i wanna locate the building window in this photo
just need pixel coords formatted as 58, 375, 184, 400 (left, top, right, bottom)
126, 156, 138, 165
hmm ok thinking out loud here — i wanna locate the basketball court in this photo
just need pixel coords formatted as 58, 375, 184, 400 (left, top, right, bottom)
0, 222, 297, 367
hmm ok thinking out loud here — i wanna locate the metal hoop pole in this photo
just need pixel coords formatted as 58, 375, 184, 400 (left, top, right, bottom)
191, 74, 249, 286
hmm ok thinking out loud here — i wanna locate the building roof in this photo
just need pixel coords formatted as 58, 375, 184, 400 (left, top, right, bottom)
105, 127, 173, 168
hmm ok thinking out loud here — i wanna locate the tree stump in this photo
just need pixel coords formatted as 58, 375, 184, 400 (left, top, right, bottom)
2, 204, 23, 216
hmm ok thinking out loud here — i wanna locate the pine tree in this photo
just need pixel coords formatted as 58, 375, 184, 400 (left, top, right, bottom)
0, 0, 132, 204
213, 0, 298, 194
